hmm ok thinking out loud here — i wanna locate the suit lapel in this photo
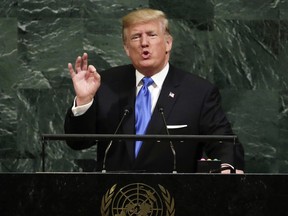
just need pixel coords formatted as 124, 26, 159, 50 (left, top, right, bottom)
146, 65, 182, 134
135, 65, 183, 161
122, 65, 184, 162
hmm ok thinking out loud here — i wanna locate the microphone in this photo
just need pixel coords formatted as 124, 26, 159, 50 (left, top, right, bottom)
158, 107, 177, 174
102, 108, 131, 173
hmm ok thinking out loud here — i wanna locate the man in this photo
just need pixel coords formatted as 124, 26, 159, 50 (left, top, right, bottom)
64, 8, 244, 173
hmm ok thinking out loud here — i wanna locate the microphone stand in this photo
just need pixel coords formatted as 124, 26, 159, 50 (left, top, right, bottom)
102, 109, 130, 173
159, 107, 177, 174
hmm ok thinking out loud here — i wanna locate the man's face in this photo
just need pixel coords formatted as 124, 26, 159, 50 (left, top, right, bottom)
123, 19, 173, 76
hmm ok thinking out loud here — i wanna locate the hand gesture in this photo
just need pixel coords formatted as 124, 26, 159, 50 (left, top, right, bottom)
68, 53, 101, 106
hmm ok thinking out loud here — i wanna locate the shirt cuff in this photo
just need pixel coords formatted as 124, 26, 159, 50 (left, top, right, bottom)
221, 163, 234, 170
71, 97, 93, 116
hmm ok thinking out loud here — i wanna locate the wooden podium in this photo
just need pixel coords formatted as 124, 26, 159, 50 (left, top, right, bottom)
0, 173, 287, 216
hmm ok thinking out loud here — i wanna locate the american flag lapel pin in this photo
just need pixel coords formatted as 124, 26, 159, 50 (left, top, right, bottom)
169, 92, 175, 98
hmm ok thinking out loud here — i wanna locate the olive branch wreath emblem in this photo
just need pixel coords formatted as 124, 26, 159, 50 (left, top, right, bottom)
101, 184, 117, 216
100, 183, 175, 216
158, 184, 175, 216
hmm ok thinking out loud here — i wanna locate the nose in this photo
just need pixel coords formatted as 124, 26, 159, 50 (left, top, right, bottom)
141, 34, 149, 47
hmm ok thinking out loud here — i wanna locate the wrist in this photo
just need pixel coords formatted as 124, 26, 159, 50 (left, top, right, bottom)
76, 96, 93, 106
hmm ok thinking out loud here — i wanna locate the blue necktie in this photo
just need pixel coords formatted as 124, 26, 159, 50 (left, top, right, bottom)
135, 77, 154, 157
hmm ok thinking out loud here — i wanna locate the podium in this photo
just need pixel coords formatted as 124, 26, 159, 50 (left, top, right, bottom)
0, 173, 287, 216
12, 134, 279, 215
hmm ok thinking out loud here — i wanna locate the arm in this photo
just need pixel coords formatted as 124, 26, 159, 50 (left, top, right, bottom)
64, 53, 101, 150
199, 86, 245, 173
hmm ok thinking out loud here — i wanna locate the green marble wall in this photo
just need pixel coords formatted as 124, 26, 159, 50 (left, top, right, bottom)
0, 0, 287, 173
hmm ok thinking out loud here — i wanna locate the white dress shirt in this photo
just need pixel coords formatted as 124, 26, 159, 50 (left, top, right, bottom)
135, 63, 169, 113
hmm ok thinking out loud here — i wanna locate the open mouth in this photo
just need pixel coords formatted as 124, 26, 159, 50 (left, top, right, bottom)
142, 50, 150, 59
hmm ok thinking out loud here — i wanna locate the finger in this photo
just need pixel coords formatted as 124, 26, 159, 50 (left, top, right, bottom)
236, 169, 244, 174
88, 65, 101, 80
82, 53, 88, 70
94, 71, 101, 83
88, 65, 97, 74
221, 169, 231, 174
68, 63, 75, 78
75, 56, 82, 73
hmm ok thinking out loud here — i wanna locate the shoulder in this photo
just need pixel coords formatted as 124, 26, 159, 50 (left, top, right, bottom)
99, 64, 135, 77
98, 64, 135, 84
169, 64, 215, 90
97, 64, 135, 91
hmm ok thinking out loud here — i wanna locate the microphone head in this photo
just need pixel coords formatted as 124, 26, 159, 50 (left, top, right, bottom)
124, 107, 132, 115
158, 106, 164, 113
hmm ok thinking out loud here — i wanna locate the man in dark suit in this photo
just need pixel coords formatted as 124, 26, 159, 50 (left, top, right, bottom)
64, 8, 244, 173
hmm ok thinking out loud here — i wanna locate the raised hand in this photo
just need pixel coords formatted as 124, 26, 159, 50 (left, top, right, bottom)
68, 53, 101, 106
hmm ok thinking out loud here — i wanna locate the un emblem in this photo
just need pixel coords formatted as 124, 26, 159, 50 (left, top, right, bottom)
101, 183, 175, 216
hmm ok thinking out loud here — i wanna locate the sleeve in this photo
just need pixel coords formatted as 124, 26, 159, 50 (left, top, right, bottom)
64, 99, 98, 150
71, 97, 94, 116
199, 85, 245, 170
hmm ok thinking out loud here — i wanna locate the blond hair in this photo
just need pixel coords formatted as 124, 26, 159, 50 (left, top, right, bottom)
122, 8, 171, 42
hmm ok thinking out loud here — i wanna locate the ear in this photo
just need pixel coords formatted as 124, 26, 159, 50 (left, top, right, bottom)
124, 44, 130, 57
165, 35, 173, 53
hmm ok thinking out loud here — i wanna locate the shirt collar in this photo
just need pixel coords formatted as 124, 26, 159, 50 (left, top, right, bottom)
135, 63, 169, 88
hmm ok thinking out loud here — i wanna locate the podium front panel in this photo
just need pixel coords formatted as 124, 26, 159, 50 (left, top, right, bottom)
0, 173, 286, 215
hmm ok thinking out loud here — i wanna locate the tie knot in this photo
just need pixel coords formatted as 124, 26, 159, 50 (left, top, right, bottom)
142, 77, 154, 87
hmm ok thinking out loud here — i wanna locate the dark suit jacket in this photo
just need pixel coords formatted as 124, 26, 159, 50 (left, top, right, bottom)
65, 64, 244, 173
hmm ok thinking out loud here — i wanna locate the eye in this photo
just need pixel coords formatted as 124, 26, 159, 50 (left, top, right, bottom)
148, 32, 157, 38
131, 34, 140, 41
